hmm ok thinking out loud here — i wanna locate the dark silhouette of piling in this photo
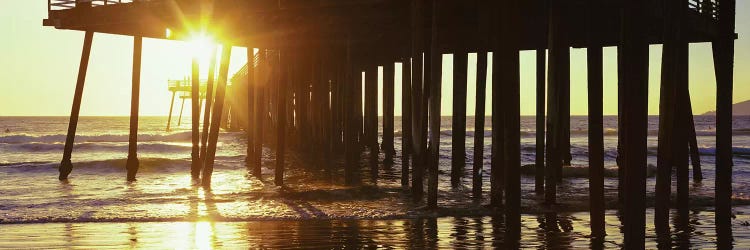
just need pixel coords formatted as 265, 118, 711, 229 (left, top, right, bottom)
676, 39, 691, 222
656, 0, 686, 235
382, 63, 396, 163
59, 31, 93, 181
586, 0, 605, 235
616, 45, 626, 205
365, 66, 379, 169
713, 0, 735, 244
545, 1, 568, 205
251, 51, 264, 178
190, 55, 202, 180
472, 0, 490, 200
177, 97, 185, 127
401, 58, 413, 187
535, 49, 546, 195
126, 36, 142, 182
535, 0, 549, 196
498, 0, 522, 227
200, 46, 217, 163
344, 40, 359, 186
410, 0, 426, 201
246, 47, 256, 170
489, 0, 505, 208
275, 51, 288, 186
166, 91, 176, 131
686, 97, 702, 181
472, 51, 488, 200
621, 0, 650, 245
202, 44, 232, 188
426, 0, 441, 209
451, 52, 468, 187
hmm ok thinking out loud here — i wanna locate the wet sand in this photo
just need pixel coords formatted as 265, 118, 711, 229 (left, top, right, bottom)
2, 209, 749, 249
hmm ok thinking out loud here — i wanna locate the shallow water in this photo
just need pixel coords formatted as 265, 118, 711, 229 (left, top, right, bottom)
2, 209, 749, 249
1, 116, 749, 248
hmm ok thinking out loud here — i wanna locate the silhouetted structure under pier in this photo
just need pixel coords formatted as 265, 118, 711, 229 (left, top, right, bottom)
45, 0, 736, 248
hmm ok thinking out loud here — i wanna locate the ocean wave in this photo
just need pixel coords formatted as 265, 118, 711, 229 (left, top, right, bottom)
0, 157, 242, 173
0, 132, 195, 144
1, 141, 193, 153
697, 146, 750, 156
395, 128, 750, 139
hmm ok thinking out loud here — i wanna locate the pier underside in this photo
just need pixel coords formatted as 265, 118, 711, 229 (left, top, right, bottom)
45, 0, 722, 54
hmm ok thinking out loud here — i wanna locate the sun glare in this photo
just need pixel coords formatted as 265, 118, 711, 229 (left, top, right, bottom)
188, 34, 216, 66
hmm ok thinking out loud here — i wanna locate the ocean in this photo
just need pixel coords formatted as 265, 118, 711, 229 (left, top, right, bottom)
1, 115, 750, 248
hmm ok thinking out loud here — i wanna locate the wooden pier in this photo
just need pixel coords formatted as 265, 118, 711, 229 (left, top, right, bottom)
45, 0, 736, 247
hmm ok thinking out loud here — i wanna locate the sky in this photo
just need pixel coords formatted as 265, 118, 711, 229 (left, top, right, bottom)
0, 0, 748, 116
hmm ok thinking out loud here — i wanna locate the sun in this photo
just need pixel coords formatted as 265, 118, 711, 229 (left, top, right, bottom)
187, 34, 216, 66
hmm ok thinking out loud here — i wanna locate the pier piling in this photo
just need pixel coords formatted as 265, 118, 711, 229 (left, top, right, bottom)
246, 47, 256, 169
410, 0, 426, 201
383, 62, 396, 164
200, 46, 217, 162
59, 31, 93, 181
276, 50, 288, 186
344, 40, 359, 185
126, 36, 142, 182
621, 0, 650, 245
713, 0, 735, 243
251, 52, 264, 178
365, 66, 379, 168
426, 0, 441, 209
166, 91, 176, 132
473, 51, 488, 200
472, 0, 490, 200
451, 52, 468, 188
686, 95, 703, 181
190, 55, 202, 180
544, 1, 568, 205
498, 0, 522, 227
401, 58, 413, 187
587, 0, 605, 234
202, 44, 232, 188
535, 49, 546, 195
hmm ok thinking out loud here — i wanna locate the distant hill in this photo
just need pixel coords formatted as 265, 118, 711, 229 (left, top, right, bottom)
702, 100, 750, 116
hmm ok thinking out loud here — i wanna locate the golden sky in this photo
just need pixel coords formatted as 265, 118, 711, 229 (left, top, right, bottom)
0, 0, 748, 116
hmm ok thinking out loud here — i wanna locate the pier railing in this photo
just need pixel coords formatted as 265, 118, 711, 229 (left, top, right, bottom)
230, 51, 265, 84
168, 79, 211, 92
48, 0, 723, 22
48, 0, 142, 11
688, 0, 719, 20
